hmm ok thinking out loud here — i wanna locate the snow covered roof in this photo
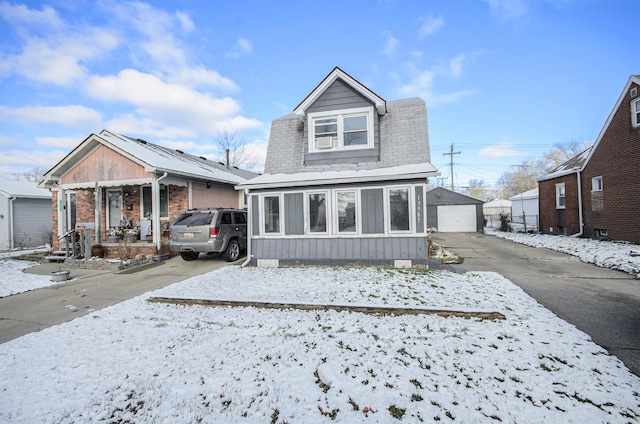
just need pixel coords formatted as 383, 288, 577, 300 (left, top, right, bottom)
538, 147, 592, 182
483, 198, 511, 208
0, 180, 51, 199
508, 187, 538, 201
236, 163, 438, 190
40, 130, 257, 188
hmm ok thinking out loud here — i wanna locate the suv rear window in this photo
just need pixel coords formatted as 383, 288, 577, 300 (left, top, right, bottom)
234, 212, 247, 225
220, 212, 232, 225
173, 212, 215, 226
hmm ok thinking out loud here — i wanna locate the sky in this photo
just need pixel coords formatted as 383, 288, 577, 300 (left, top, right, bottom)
0, 0, 637, 189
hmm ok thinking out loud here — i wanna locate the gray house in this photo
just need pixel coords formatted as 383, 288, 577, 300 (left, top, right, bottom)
237, 67, 439, 267
425, 187, 484, 232
0, 180, 52, 250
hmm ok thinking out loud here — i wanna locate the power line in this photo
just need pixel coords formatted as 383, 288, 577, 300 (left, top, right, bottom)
442, 143, 461, 191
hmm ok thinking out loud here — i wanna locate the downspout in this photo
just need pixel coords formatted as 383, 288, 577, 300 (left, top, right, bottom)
241, 188, 253, 267
572, 171, 584, 237
9, 197, 15, 249
154, 172, 168, 252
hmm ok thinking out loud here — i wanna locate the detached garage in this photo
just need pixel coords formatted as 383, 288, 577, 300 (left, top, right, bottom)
426, 187, 484, 232
0, 180, 52, 250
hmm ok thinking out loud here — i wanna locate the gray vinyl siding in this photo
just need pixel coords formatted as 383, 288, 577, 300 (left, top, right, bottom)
415, 186, 425, 233
251, 236, 428, 266
361, 189, 384, 234
284, 193, 303, 235
304, 79, 380, 167
251, 195, 259, 236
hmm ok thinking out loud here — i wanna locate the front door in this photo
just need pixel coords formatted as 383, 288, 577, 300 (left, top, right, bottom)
107, 189, 123, 228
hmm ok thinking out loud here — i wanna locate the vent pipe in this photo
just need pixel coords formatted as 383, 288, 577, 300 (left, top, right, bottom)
226, 148, 230, 169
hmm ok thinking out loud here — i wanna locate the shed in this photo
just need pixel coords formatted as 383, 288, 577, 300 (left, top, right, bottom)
483, 198, 512, 229
425, 187, 484, 232
0, 180, 52, 250
508, 188, 539, 232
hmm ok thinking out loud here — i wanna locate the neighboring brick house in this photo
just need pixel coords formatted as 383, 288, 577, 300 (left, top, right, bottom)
538, 74, 640, 243
236, 67, 439, 267
39, 130, 256, 258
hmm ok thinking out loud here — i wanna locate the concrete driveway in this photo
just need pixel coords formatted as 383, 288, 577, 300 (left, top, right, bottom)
431, 231, 640, 377
0, 254, 236, 344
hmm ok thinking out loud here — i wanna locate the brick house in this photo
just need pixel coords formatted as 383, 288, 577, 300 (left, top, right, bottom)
538, 74, 640, 243
39, 130, 256, 258
236, 67, 439, 267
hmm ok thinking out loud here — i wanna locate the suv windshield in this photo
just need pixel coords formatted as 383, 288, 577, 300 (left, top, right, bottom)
173, 212, 215, 226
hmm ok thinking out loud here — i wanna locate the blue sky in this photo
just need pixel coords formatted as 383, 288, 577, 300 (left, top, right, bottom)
0, 0, 637, 188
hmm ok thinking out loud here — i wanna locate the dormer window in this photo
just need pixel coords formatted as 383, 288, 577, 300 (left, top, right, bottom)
308, 107, 373, 153
632, 97, 640, 128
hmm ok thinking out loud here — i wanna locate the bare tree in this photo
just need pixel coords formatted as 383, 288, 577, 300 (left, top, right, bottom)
496, 139, 592, 198
213, 130, 258, 171
464, 179, 494, 201
12, 167, 46, 182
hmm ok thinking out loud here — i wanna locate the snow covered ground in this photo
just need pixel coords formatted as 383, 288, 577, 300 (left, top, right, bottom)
487, 228, 640, 278
0, 248, 58, 297
1, 259, 639, 422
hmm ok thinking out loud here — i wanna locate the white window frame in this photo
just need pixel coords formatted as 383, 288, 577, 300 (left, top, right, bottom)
305, 191, 330, 234
308, 106, 374, 153
141, 185, 169, 220
591, 176, 603, 192
334, 189, 359, 235
261, 194, 282, 235
632, 98, 640, 128
555, 183, 566, 209
386, 186, 413, 233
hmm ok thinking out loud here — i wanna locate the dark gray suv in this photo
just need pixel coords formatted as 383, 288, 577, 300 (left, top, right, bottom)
169, 208, 247, 262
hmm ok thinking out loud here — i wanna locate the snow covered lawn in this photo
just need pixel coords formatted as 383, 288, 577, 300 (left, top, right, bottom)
0, 248, 58, 297
1, 266, 639, 423
487, 229, 640, 278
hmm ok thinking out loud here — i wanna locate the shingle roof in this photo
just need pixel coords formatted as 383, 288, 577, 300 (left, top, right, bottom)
0, 180, 51, 198
538, 147, 592, 182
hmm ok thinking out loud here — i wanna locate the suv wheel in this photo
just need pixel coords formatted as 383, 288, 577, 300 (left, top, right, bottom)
180, 251, 199, 261
222, 239, 240, 262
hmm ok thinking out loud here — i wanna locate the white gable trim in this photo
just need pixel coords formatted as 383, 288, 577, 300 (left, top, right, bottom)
581, 75, 640, 171
294, 67, 387, 116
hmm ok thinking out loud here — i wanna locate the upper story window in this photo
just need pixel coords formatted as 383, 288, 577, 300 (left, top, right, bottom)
555, 183, 566, 209
592, 176, 603, 192
308, 107, 373, 153
632, 97, 640, 128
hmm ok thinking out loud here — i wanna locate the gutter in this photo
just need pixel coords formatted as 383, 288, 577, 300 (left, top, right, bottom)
241, 188, 253, 267
572, 171, 584, 237
9, 197, 15, 249
155, 172, 168, 252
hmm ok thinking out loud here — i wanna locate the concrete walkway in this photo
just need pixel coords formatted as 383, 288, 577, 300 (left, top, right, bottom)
0, 254, 233, 344
431, 231, 640, 377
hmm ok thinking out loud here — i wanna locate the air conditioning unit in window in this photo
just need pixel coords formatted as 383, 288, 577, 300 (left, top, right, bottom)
316, 136, 335, 149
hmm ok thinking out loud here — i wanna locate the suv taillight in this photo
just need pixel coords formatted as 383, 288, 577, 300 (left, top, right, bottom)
209, 227, 219, 238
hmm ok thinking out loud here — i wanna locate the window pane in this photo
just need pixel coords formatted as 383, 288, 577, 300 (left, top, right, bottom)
308, 193, 327, 232
315, 118, 337, 135
142, 187, 152, 218
264, 196, 280, 233
389, 189, 410, 231
344, 131, 367, 145
159, 185, 168, 218
337, 191, 356, 233
344, 116, 366, 131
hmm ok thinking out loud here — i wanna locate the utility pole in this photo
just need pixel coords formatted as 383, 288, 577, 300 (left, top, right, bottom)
443, 143, 461, 191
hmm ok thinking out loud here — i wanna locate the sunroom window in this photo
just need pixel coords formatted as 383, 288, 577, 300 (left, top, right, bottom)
307, 192, 327, 233
389, 188, 410, 232
263, 195, 281, 234
309, 107, 373, 152
336, 191, 357, 233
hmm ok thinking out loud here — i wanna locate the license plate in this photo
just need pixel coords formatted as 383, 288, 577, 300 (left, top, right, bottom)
183, 232, 194, 239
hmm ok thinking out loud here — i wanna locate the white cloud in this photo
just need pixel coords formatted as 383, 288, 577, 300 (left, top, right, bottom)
0, 2, 63, 32
171, 67, 238, 91
397, 55, 475, 106
226, 37, 254, 58
479, 143, 521, 158
418, 14, 444, 38
0, 105, 102, 128
36, 135, 86, 149
382, 31, 399, 56
484, 0, 528, 21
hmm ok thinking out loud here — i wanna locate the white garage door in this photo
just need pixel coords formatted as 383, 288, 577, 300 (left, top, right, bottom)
437, 205, 477, 232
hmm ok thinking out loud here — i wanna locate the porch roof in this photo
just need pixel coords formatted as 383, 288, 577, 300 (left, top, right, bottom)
236, 163, 439, 190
